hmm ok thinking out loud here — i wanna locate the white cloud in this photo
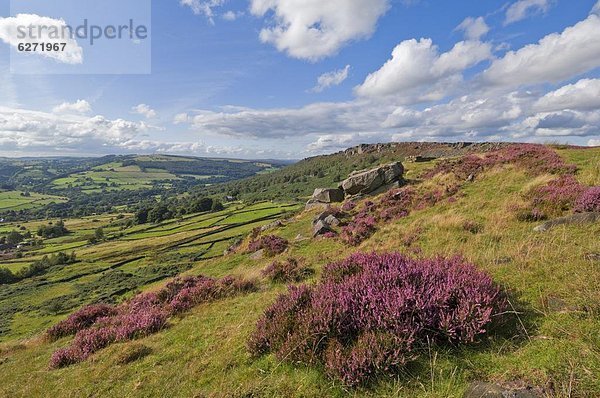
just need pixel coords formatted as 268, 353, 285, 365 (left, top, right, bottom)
0, 106, 149, 152
589, 138, 600, 146
177, 100, 396, 138
173, 113, 189, 124
222, 10, 243, 21
593, 1, 600, 15
52, 100, 91, 115
522, 109, 600, 137
456, 17, 490, 40
355, 38, 492, 100
0, 14, 83, 64
481, 14, 600, 88
180, 0, 226, 24
534, 79, 600, 112
505, 0, 551, 25
131, 104, 157, 119
311, 65, 350, 93
249, 0, 390, 61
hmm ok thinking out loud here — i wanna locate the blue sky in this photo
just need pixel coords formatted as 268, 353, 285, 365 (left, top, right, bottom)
0, 0, 599, 158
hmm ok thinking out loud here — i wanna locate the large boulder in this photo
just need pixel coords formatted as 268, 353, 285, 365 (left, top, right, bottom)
312, 188, 345, 203
313, 220, 333, 237
341, 162, 404, 196
305, 188, 345, 210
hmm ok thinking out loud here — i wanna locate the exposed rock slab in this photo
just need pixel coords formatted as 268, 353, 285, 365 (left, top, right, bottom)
341, 162, 404, 196
534, 212, 600, 232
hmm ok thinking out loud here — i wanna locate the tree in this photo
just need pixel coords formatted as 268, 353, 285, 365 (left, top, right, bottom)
6, 230, 24, 245
94, 227, 104, 242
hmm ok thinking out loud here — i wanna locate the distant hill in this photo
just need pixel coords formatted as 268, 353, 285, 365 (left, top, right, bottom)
203, 142, 509, 202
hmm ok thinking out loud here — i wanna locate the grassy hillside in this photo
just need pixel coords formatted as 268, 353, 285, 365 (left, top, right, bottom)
0, 191, 68, 212
203, 142, 507, 202
0, 145, 598, 397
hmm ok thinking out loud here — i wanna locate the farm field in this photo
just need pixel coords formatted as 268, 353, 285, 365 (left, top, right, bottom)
0, 201, 300, 343
51, 164, 180, 192
0, 191, 68, 212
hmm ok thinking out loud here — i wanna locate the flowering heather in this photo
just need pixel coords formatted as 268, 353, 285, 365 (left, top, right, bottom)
249, 252, 506, 386
248, 235, 289, 256
262, 258, 314, 283
530, 175, 586, 215
575, 187, 600, 213
341, 201, 357, 212
340, 213, 377, 246
424, 144, 576, 180
46, 304, 117, 340
49, 274, 256, 369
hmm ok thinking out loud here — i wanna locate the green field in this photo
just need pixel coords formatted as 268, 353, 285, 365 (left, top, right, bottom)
0, 202, 300, 343
51, 164, 181, 192
0, 147, 598, 397
0, 191, 68, 212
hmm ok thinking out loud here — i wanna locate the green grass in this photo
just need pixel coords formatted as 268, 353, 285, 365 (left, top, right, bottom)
0, 147, 598, 397
51, 164, 180, 192
0, 191, 67, 211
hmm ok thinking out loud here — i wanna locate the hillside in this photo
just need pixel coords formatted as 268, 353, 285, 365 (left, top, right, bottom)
0, 155, 287, 219
0, 144, 598, 397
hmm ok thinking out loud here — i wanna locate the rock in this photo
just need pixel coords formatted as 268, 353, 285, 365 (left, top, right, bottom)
324, 215, 341, 227
464, 382, 544, 398
249, 249, 265, 260
534, 212, 600, 232
584, 252, 600, 262
341, 162, 404, 196
467, 174, 475, 182
260, 220, 284, 232
311, 188, 345, 203
313, 220, 333, 237
305, 200, 331, 211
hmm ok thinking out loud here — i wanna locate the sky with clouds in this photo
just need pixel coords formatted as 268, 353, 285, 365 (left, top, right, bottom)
0, 0, 599, 159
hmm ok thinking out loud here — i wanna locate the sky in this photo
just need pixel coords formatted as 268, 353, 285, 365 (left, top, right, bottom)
0, 0, 599, 159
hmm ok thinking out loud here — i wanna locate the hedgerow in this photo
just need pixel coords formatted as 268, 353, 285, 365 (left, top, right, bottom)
249, 252, 506, 387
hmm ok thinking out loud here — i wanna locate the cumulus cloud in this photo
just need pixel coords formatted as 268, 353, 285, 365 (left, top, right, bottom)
180, 0, 226, 24
0, 14, 83, 64
250, 0, 390, 61
0, 106, 149, 152
355, 38, 492, 100
594, 1, 600, 14
222, 10, 243, 21
481, 14, 600, 88
505, 0, 551, 25
456, 17, 490, 40
177, 100, 396, 138
311, 65, 350, 93
52, 100, 92, 115
534, 79, 600, 112
131, 104, 157, 119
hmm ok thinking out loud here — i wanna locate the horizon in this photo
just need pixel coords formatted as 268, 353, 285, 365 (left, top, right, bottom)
1, 0, 599, 158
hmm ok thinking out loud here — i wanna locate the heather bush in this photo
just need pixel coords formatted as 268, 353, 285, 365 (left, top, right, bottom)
49, 274, 256, 368
575, 187, 600, 213
340, 213, 377, 246
262, 258, 314, 283
424, 144, 576, 180
248, 235, 289, 256
341, 201, 357, 212
249, 252, 506, 387
47, 304, 117, 340
530, 175, 586, 216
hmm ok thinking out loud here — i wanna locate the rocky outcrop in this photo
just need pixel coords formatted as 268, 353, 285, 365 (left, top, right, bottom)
312, 210, 342, 237
340, 162, 404, 196
534, 212, 600, 232
305, 188, 345, 209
